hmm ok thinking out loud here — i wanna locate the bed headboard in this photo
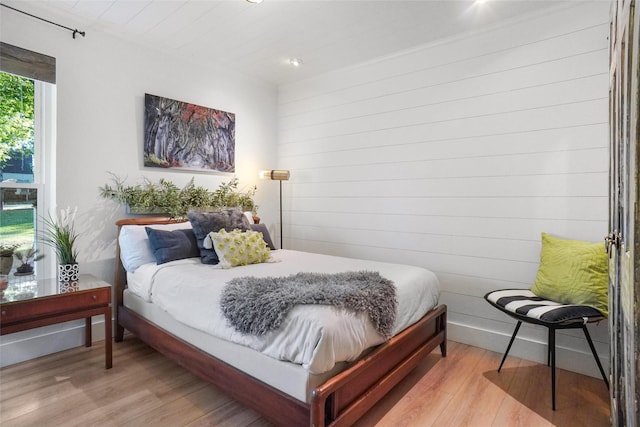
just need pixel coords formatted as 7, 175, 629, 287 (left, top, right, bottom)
114, 217, 188, 310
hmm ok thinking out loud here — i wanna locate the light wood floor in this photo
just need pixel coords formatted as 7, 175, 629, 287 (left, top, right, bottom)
0, 337, 610, 426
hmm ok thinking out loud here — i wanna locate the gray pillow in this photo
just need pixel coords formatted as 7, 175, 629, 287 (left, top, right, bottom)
250, 223, 276, 250
188, 208, 251, 264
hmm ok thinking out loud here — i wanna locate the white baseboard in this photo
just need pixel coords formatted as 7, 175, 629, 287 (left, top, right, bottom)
447, 320, 610, 380
1, 318, 609, 382
0, 318, 107, 368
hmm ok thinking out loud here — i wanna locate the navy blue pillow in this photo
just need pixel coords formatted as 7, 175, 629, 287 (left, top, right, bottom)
250, 223, 276, 250
145, 227, 200, 265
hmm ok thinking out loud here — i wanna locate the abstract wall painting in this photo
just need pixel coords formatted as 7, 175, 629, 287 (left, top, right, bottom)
143, 93, 235, 173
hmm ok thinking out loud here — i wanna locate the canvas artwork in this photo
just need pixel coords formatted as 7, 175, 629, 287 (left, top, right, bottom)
143, 93, 235, 173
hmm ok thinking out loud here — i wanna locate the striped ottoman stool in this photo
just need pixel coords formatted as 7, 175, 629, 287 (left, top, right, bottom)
485, 289, 609, 410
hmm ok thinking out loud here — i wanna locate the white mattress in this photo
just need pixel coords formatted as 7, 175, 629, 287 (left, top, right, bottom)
123, 289, 344, 402
126, 249, 440, 374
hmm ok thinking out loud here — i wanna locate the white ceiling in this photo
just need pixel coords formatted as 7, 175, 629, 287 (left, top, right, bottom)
3, 0, 570, 86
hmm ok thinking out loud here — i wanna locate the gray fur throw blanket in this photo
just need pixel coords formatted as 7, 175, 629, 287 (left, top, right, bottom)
220, 271, 397, 338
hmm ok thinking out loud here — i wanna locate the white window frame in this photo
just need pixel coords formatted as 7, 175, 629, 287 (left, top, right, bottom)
0, 78, 56, 279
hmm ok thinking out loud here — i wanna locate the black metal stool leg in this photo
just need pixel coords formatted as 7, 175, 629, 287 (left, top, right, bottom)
582, 325, 610, 389
498, 321, 522, 372
549, 327, 556, 410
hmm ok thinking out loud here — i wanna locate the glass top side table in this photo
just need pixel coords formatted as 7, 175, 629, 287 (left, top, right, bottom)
0, 273, 112, 369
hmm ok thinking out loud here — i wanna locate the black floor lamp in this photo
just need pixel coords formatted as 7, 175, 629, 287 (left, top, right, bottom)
259, 170, 290, 249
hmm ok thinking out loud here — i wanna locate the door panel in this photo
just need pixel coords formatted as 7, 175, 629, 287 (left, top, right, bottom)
608, 1, 639, 425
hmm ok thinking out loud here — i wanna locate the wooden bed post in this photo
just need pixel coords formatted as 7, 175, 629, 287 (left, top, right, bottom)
439, 308, 447, 357
113, 222, 126, 342
114, 217, 186, 342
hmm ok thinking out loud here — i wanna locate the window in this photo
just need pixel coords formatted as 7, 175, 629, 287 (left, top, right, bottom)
1, 44, 56, 281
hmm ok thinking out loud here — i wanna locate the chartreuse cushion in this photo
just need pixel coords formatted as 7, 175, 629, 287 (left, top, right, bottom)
207, 229, 271, 268
530, 233, 608, 317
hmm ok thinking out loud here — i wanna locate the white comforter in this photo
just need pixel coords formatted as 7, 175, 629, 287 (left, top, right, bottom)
128, 250, 440, 374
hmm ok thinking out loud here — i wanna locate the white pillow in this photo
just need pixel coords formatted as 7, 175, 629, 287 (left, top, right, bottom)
119, 222, 192, 272
243, 211, 255, 224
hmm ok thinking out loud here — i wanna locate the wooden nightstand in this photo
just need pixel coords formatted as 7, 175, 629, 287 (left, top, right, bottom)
0, 274, 112, 369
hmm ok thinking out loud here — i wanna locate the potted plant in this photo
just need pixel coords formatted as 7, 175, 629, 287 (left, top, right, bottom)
0, 243, 18, 275
99, 174, 258, 218
13, 247, 44, 276
42, 207, 80, 282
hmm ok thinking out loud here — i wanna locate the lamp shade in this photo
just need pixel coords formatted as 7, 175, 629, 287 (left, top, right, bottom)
259, 170, 290, 181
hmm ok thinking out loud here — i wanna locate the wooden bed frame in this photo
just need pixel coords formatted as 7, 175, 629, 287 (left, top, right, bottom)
113, 217, 447, 426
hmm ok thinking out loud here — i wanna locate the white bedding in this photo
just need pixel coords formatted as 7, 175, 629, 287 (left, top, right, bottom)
127, 249, 440, 374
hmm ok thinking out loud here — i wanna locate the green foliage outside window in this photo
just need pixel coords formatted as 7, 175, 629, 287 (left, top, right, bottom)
0, 73, 34, 166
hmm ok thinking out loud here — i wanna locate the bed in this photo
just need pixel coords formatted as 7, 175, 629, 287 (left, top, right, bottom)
113, 216, 447, 426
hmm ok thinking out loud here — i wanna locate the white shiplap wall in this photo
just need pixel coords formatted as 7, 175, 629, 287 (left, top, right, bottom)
277, 2, 610, 378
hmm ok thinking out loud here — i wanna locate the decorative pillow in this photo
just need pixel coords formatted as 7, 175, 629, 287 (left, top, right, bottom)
188, 208, 251, 264
145, 227, 200, 265
206, 229, 271, 268
530, 232, 608, 317
118, 222, 191, 272
243, 211, 255, 224
249, 223, 276, 250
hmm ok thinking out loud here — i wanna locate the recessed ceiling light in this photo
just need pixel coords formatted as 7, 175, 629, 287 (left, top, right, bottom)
289, 58, 303, 67
246, 0, 263, 3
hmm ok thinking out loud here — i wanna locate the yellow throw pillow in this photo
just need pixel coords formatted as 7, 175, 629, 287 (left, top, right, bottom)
530, 233, 608, 317
208, 229, 271, 269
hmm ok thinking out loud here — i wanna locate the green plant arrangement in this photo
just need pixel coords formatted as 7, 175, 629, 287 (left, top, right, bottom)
99, 174, 258, 219
42, 207, 79, 264
14, 246, 45, 274
0, 243, 19, 258
1, 243, 20, 275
